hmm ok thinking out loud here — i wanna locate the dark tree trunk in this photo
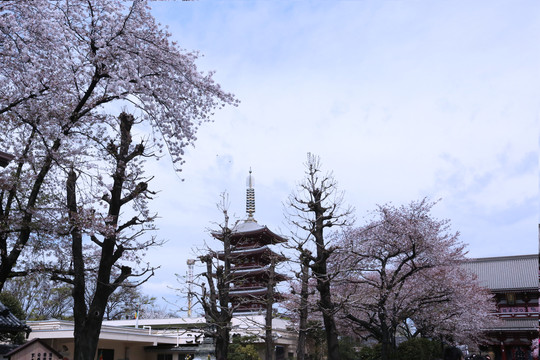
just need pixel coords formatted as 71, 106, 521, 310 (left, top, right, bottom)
0, 67, 103, 293
200, 207, 233, 360
214, 323, 230, 360
265, 258, 276, 360
0, 136, 60, 292
68, 167, 105, 360
67, 113, 140, 360
377, 307, 396, 360
318, 281, 340, 360
310, 188, 340, 360
296, 251, 310, 360
380, 322, 391, 360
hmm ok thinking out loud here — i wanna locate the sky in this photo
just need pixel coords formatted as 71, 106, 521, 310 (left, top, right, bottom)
139, 1, 539, 314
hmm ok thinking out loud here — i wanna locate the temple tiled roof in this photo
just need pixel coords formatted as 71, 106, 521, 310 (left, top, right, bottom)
229, 264, 288, 281
212, 220, 286, 244
461, 254, 538, 291
215, 245, 287, 262
0, 301, 31, 334
229, 287, 267, 296
486, 318, 538, 331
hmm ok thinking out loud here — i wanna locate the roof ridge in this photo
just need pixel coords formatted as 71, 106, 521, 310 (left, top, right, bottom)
466, 254, 538, 262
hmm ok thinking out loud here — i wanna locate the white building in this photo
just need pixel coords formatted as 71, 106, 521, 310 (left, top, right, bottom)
25, 315, 297, 360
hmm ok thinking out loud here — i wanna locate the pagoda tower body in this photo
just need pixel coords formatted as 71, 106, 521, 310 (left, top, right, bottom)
213, 171, 287, 313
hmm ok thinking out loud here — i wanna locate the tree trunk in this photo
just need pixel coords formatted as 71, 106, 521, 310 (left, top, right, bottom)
319, 285, 340, 360
379, 312, 393, 360
296, 251, 310, 360
200, 206, 233, 360
0, 138, 60, 292
311, 188, 340, 360
215, 323, 230, 360
67, 113, 138, 360
73, 313, 105, 360
68, 167, 117, 360
265, 258, 276, 360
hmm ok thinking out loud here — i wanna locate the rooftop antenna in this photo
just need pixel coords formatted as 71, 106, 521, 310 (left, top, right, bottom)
187, 259, 195, 317
246, 169, 255, 221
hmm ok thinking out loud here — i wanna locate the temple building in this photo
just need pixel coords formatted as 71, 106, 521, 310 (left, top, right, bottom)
213, 171, 287, 313
462, 254, 539, 360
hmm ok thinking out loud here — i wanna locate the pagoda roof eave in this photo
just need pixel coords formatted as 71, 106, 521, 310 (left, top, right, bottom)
230, 264, 287, 278
215, 245, 287, 261
230, 288, 267, 296
212, 221, 287, 244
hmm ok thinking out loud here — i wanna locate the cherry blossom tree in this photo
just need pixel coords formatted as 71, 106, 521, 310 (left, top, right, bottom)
532, 338, 539, 360
53, 112, 165, 359
0, 0, 235, 292
1, 1, 235, 359
400, 264, 497, 348
286, 153, 354, 360
333, 199, 495, 360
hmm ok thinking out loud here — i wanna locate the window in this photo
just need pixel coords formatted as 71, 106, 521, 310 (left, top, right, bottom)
157, 354, 173, 360
506, 293, 516, 305
97, 349, 114, 360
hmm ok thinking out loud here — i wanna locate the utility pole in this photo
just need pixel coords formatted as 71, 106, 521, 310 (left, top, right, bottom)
187, 259, 195, 317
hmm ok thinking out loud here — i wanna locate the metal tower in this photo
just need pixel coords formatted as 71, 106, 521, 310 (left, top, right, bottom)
187, 259, 195, 317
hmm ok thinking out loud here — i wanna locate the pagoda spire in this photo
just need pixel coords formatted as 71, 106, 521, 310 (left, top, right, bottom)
246, 169, 256, 221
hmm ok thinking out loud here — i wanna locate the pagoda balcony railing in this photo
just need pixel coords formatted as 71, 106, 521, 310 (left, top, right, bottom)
230, 264, 272, 274
233, 263, 265, 269
230, 284, 266, 291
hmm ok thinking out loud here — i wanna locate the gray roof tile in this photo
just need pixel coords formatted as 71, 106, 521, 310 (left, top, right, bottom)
487, 318, 538, 331
461, 254, 538, 291
0, 301, 30, 333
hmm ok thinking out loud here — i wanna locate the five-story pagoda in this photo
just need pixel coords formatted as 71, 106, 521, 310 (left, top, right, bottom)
213, 171, 287, 313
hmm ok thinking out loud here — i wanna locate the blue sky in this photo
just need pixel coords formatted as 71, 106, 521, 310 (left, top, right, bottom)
141, 1, 539, 313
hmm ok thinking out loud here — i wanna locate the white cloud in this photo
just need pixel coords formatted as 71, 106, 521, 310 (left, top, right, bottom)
143, 1, 539, 310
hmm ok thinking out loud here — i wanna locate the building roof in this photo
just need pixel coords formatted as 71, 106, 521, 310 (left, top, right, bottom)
102, 317, 206, 329
461, 254, 538, 291
29, 316, 298, 350
486, 318, 538, 332
212, 220, 287, 244
29, 320, 179, 345
229, 264, 288, 281
229, 287, 267, 297
0, 301, 31, 334
5, 338, 63, 358
216, 245, 287, 262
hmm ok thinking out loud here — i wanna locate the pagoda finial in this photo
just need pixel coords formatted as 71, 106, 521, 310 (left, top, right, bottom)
246, 168, 255, 221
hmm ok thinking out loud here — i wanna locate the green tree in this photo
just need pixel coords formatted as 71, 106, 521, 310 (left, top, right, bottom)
357, 344, 381, 360
397, 338, 442, 360
228, 336, 261, 360
305, 320, 327, 360
339, 336, 361, 360
0, 292, 26, 344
